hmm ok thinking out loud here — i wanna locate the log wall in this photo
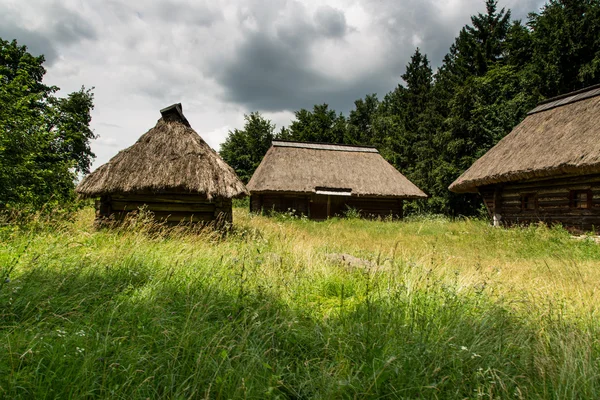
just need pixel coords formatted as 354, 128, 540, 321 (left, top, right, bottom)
96, 193, 232, 226
479, 174, 600, 232
251, 193, 311, 216
250, 193, 403, 220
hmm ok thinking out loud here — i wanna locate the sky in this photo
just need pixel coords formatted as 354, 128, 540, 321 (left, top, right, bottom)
1, 0, 545, 170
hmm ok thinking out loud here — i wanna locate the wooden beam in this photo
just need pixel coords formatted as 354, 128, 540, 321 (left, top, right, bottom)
111, 194, 210, 204
110, 201, 215, 213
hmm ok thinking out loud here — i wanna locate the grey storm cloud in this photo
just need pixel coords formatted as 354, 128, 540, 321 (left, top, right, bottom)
209, 0, 547, 114
210, 0, 447, 113
314, 6, 348, 38
116, 0, 223, 27
0, 3, 96, 63
212, 27, 398, 113
0, 24, 59, 62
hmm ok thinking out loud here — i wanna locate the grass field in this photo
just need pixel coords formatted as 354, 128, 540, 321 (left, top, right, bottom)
1, 208, 600, 399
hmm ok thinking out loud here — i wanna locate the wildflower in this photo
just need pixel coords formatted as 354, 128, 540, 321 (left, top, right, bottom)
460, 346, 468, 351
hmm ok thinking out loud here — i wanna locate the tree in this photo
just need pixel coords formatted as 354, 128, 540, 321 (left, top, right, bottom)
426, 1, 524, 214
287, 104, 347, 144
346, 94, 379, 145
371, 49, 437, 210
219, 112, 275, 183
529, 0, 600, 97
0, 38, 95, 209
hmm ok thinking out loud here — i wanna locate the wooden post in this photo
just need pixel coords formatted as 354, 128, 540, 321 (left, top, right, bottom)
327, 195, 331, 219
398, 199, 403, 219
98, 195, 112, 218
493, 187, 502, 227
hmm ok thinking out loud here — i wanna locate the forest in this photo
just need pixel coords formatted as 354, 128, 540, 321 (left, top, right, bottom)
220, 0, 600, 216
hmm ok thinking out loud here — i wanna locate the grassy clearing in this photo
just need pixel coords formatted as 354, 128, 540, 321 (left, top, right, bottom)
1, 208, 600, 399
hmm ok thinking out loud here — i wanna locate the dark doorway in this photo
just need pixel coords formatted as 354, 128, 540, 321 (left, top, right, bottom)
310, 195, 328, 220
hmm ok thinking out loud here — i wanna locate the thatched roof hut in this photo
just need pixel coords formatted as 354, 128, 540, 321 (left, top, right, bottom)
449, 84, 600, 231
77, 104, 248, 225
247, 141, 426, 219
450, 85, 600, 193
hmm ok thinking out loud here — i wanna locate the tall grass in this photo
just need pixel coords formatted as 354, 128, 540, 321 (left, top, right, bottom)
1, 208, 599, 398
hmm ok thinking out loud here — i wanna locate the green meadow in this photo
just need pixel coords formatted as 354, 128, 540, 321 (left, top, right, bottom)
2, 208, 600, 399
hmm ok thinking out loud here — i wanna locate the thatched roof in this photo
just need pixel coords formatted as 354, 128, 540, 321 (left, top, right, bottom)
449, 84, 600, 193
77, 104, 248, 200
247, 141, 427, 198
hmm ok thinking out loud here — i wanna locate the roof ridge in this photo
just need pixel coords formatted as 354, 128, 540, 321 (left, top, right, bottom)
272, 140, 378, 153
537, 83, 600, 106
528, 84, 600, 115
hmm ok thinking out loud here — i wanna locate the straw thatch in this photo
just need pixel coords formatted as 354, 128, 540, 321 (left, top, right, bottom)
450, 85, 600, 193
247, 141, 427, 198
77, 105, 248, 200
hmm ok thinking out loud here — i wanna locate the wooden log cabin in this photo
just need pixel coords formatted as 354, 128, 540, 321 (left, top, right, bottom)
247, 141, 427, 219
449, 84, 600, 232
76, 104, 248, 226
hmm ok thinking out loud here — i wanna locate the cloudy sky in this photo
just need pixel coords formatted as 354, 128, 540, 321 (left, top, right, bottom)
1, 0, 545, 170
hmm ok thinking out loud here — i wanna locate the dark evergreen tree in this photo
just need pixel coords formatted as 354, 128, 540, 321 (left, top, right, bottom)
428, 0, 531, 215
529, 0, 600, 96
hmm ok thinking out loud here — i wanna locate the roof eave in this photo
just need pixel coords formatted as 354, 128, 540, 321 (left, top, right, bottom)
449, 163, 600, 193
248, 189, 427, 198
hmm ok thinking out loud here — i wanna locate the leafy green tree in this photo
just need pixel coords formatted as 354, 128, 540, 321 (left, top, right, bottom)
219, 112, 275, 183
275, 126, 293, 141
0, 38, 95, 209
287, 104, 347, 143
346, 94, 379, 145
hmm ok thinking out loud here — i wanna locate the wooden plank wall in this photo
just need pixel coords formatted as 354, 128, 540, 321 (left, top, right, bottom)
250, 194, 310, 216
96, 194, 232, 225
249, 193, 403, 219
343, 197, 403, 219
480, 174, 600, 231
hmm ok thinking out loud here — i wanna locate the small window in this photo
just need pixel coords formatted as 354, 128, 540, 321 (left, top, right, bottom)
570, 190, 591, 209
521, 193, 537, 211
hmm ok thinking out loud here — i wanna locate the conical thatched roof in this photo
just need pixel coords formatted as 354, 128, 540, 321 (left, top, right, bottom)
77, 104, 248, 200
449, 85, 600, 193
247, 141, 427, 198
